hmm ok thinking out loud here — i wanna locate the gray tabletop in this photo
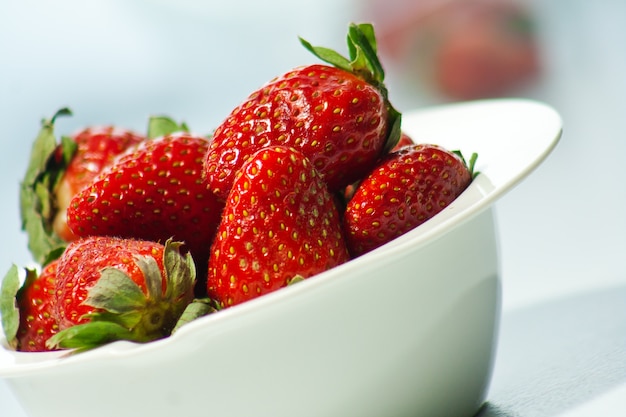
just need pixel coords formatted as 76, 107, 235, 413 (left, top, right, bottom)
479, 285, 626, 417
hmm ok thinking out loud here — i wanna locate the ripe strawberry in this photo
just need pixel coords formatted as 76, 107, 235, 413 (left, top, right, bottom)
20, 108, 144, 265
47, 236, 195, 351
432, 2, 540, 100
66, 132, 224, 287
207, 146, 350, 308
53, 125, 145, 241
0, 262, 60, 352
204, 23, 401, 200
370, 0, 540, 100
15, 261, 60, 352
343, 144, 477, 257
342, 131, 415, 203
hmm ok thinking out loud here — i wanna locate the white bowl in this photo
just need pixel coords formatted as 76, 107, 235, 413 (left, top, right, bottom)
0, 98, 562, 417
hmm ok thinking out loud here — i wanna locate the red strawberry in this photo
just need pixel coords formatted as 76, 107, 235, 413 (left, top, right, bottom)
47, 236, 195, 351
20, 108, 144, 265
207, 146, 350, 308
343, 144, 476, 257
0, 261, 60, 352
53, 125, 145, 241
370, 0, 540, 100
204, 23, 401, 200
66, 132, 224, 286
342, 131, 415, 203
15, 261, 60, 352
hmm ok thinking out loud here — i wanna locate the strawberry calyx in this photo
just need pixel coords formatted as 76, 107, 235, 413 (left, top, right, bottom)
453, 150, 480, 179
287, 275, 305, 286
300, 23, 384, 92
46, 239, 196, 353
171, 297, 220, 334
300, 22, 402, 154
20, 108, 75, 265
147, 115, 190, 139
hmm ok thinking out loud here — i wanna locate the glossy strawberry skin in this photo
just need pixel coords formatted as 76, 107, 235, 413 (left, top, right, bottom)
207, 146, 350, 308
64, 126, 145, 195
342, 132, 415, 203
204, 64, 390, 199
16, 260, 60, 352
343, 144, 472, 257
53, 126, 145, 242
66, 132, 223, 277
53, 236, 167, 330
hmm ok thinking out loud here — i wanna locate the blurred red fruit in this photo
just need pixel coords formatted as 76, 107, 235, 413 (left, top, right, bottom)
363, 0, 541, 100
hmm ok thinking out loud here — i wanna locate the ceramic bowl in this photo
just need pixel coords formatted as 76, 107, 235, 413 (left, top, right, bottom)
0, 98, 562, 417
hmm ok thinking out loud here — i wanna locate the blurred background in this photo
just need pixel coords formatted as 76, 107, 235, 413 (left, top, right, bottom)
1, 0, 625, 415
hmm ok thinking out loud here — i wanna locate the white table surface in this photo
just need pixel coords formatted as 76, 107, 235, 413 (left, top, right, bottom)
1, 1, 624, 416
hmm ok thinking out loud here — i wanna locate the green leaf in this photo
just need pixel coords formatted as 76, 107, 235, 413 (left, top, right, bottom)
34, 176, 53, 219
184, 252, 196, 290
84, 268, 147, 313
0, 265, 22, 348
23, 116, 62, 186
355, 23, 377, 54
162, 239, 196, 301
452, 151, 479, 179
20, 108, 74, 265
50, 107, 72, 124
42, 246, 67, 266
59, 135, 78, 166
347, 22, 385, 87
147, 115, 189, 139
134, 255, 164, 301
20, 201, 66, 266
171, 298, 217, 334
287, 275, 305, 286
82, 310, 143, 330
382, 109, 402, 154
469, 153, 479, 179
46, 321, 136, 352
298, 37, 352, 73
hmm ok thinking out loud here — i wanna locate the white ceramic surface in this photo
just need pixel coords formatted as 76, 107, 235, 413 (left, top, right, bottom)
0, 98, 562, 417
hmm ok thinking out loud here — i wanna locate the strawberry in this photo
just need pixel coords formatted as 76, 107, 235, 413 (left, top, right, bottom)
66, 132, 223, 289
0, 262, 60, 352
371, 0, 540, 100
47, 236, 195, 352
342, 131, 415, 203
394, 132, 415, 150
15, 261, 60, 352
203, 23, 401, 200
53, 125, 145, 241
207, 146, 350, 308
20, 108, 144, 265
343, 144, 477, 257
